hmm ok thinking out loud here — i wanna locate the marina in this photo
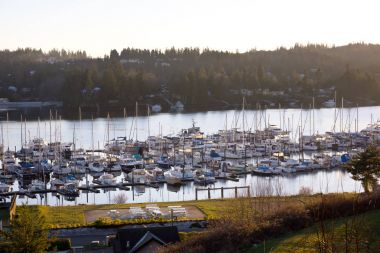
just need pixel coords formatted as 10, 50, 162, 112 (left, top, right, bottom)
0, 105, 378, 206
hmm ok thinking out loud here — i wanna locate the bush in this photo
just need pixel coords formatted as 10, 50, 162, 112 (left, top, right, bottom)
0, 241, 12, 252
157, 192, 380, 253
93, 217, 114, 227
48, 238, 71, 251
299, 186, 313, 196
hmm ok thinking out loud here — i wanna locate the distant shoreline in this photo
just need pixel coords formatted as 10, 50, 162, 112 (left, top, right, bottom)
0, 100, 377, 121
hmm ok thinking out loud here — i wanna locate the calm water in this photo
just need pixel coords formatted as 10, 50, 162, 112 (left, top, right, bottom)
2, 106, 377, 205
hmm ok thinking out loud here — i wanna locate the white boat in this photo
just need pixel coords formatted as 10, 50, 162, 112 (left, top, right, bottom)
70, 164, 86, 174
229, 162, 255, 172
120, 157, 142, 170
194, 175, 216, 185
88, 162, 105, 173
29, 179, 45, 191
127, 169, 147, 184
323, 99, 336, 108
50, 178, 65, 190
172, 165, 194, 179
146, 167, 165, 182
303, 143, 318, 151
52, 163, 71, 175
64, 182, 79, 194
164, 169, 182, 185
71, 154, 87, 166
0, 173, 13, 180
3, 153, 16, 169
99, 173, 117, 185
0, 182, 9, 193
105, 161, 122, 172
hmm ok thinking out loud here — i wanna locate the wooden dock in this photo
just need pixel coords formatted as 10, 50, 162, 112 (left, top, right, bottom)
215, 176, 239, 182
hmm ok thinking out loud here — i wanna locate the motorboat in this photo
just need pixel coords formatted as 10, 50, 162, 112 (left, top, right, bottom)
127, 169, 147, 184
29, 179, 45, 191
88, 161, 105, 173
99, 173, 117, 185
0, 182, 9, 193
164, 169, 182, 185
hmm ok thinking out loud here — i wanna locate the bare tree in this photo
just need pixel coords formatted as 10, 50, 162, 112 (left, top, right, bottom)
113, 192, 128, 204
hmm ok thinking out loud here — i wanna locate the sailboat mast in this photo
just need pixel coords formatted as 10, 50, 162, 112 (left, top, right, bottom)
73, 123, 76, 153
135, 102, 138, 141
91, 116, 94, 158
309, 104, 312, 136
107, 113, 110, 145
20, 115, 23, 149
356, 105, 359, 133
24, 117, 27, 146
38, 117, 40, 139
0, 121, 3, 151
279, 103, 281, 130
49, 110, 52, 144
333, 90, 337, 133
124, 107, 127, 138
242, 97, 245, 146
312, 96, 315, 135
6, 112, 9, 150
147, 105, 150, 138
341, 97, 344, 132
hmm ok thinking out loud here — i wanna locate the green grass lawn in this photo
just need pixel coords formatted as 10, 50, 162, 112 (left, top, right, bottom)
24, 195, 315, 228
22, 193, 356, 229
26, 198, 236, 228
244, 209, 380, 253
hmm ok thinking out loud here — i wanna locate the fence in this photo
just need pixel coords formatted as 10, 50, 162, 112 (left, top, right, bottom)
195, 186, 250, 200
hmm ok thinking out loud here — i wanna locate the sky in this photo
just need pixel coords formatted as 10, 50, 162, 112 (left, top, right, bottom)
0, 0, 380, 57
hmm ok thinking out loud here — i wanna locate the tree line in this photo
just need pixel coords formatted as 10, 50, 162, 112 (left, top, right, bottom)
1, 43, 380, 113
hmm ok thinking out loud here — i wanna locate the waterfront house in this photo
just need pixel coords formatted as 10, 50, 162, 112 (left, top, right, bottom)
113, 226, 180, 253
0, 195, 16, 231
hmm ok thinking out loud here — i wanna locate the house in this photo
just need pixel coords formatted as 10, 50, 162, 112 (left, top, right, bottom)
0, 195, 16, 230
171, 101, 184, 112
151, 104, 162, 113
113, 226, 180, 253
8, 86, 17, 92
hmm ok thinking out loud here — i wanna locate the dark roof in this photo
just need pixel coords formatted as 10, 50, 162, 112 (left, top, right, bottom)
113, 226, 180, 253
129, 231, 165, 253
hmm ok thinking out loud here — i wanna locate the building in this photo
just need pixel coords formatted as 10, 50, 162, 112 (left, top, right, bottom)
0, 195, 16, 230
113, 226, 180, 253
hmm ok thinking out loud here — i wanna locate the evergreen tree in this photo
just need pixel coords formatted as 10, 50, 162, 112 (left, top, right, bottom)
344, 144, 380, 193
5, 205, 49, 253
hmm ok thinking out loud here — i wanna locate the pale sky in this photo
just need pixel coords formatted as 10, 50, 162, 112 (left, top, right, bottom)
0, 0, 379, 57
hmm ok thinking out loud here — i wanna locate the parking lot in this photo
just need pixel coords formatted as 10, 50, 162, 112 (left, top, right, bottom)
84, 205, 205, 223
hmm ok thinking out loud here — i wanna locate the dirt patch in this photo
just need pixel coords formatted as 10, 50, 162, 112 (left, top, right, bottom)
84, 205, 205, 223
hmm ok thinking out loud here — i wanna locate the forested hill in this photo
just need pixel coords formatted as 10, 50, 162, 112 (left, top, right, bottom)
1, 43, 380, 115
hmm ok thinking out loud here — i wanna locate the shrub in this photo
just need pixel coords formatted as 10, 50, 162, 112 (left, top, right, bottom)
113, 192, 128, 204
93, 217, 114, 227
48, 238, 71, 251
299, 186, 313, 196
0, 242, 12, 252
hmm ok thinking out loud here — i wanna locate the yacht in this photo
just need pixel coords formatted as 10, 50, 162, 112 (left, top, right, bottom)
29, 179, 45, 191
127, 169, 147, 184
164, 169, 182, 185
0, 182, 9, 193
146, 167, 165, 182
99, 173, 117, 185
88, 162, 105, 173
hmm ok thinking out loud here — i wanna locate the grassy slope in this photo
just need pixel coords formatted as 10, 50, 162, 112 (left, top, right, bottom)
245, 209, 380, 253
30, 199, 234, 228
25, 195, 321, 228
